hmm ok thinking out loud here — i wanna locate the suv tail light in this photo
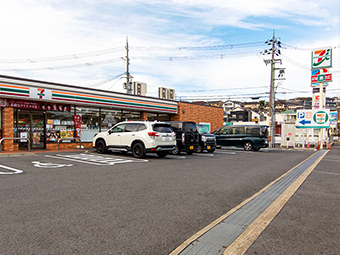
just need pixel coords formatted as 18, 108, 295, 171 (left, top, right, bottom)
148, 132, 159, 138
182, 133, 185, 143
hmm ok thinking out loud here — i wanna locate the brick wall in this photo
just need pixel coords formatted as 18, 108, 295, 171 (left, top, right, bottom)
170, 102, 223, 131
1, 107, 15, 151
140, 111, 148, 120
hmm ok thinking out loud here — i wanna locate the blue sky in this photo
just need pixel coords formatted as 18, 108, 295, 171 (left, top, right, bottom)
0, 0, 339, 102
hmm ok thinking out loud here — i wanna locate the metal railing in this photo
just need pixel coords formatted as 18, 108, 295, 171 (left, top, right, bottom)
0, 137, 31, 153
57, 138, 82, 150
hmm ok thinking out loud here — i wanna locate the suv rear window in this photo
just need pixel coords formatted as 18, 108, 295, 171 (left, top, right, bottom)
182, 122, 197, 132
153, 124, 173, 133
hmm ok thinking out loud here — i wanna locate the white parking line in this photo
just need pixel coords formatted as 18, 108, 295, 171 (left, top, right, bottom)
193, 153, 215, 157
0, 164, 24, 175
45, 153, 149, 166
214, 151, 237, 155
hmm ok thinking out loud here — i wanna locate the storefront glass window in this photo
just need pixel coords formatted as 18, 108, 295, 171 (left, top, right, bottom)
147, 113, 170, 121
46, 110, 74, 143
100, 109, 122, 131
122, 110, 140, 121
75, 106, 100, 142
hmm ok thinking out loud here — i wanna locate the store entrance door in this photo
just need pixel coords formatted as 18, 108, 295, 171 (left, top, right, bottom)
18, 111, 45, 150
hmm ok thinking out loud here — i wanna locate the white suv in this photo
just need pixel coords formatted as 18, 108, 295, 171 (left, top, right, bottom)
93, 121, 176, 158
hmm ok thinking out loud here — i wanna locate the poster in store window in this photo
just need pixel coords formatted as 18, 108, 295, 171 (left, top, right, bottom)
20, 132, 28, 142
73, 115, 81, 138
33, 132, 41, 144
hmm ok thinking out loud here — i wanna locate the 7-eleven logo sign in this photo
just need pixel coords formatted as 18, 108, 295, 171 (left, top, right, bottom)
37, 89, 45, 99
312, 47, 332, 69
29, 88, 52, 100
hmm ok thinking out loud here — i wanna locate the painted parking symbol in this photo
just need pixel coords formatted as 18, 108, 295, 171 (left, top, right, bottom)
45, 153, 149, 166
31, 161, 73, 168
0, 164, 24, 175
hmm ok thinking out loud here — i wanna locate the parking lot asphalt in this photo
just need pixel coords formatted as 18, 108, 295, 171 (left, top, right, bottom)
0, 144, 339, 254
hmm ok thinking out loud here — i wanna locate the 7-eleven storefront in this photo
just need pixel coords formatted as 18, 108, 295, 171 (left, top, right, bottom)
0, 75, 178, 152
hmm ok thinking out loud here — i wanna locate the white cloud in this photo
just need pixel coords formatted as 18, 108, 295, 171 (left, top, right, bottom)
0, 0, 339, 101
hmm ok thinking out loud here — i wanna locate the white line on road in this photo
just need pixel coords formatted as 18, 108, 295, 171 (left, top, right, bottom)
45, 154, 149, 166
0, 164, 24, 174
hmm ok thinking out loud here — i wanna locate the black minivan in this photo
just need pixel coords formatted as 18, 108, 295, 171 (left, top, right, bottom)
212, 125, 269, 151
165, 121, 199, 155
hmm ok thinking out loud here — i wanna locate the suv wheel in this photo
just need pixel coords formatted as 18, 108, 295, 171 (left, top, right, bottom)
243, 141, 253, 151
171, 146, 181, 155
132, 142, 146, 158
96, 140, 107, 154
156, 151, 168, 158
195, 144, 203, 153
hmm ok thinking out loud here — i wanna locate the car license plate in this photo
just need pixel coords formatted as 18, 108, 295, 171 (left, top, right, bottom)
190, 146, 194, 150
207, 146, 211, 149
162, 137, 171, 141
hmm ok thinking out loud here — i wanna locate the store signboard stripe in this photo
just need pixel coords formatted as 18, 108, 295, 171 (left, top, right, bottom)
0, 84, 30, 97
52, 96, 177, 112
0, 91, 30, 97
52, 92, 177, 111
0, 83, 30, 90
52, 90, 176, 109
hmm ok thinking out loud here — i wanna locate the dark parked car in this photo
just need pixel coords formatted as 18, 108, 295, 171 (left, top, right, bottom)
196, 124, 216, 153
212, 125, 269, 151
165, 121, 199, 155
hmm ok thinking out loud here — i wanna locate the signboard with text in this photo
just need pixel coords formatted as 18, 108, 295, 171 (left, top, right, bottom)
311, 68, 332, 83
296, 109, 330, 129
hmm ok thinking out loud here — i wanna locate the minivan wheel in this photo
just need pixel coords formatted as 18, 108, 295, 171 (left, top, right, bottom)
171, 146, 181, 155
243, 142, 253, 151
132, 142, 146, 158
195, 144, 203, 153
96, 140, 107, 154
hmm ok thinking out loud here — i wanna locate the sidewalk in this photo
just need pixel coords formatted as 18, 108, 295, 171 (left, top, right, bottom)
245, 142, 340, 254
0, 148, 93, 156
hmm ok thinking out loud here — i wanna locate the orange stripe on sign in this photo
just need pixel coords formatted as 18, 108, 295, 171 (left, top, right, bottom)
0, 83, 29, 90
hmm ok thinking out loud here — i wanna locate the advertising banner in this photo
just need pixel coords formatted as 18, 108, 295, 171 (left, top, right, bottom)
73, 115, 81, 138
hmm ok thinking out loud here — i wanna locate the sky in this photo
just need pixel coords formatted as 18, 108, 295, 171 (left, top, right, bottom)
0, 0, 339, 103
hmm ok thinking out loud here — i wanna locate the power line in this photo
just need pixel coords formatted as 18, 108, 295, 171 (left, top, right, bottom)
177, 86, 268, 93
130, 41, 265, 51
0, 47, 125, 64
2, 58, 125, 72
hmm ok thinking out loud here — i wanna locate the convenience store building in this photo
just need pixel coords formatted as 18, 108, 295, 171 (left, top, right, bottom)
0, 75, 223, 152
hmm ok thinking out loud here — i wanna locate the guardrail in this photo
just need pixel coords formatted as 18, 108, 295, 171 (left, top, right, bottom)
0, 137, 31, 153
57, 138, 82, 150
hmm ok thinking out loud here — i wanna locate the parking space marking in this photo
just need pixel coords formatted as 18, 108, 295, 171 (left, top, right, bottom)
45, 153, 149, 166
166, 155, 187, 159
214, 151, 237, 155
0, 164, 24, 175
31, 161, 73, 168
193, 153, 214, 157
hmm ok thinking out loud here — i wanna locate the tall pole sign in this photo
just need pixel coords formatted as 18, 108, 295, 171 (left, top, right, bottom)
311, 47, 332, 149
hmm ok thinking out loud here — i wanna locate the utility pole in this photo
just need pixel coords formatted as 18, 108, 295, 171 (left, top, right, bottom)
125, 36, 132, 94
263, 30, 284, 147
269, 31, 276, 147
